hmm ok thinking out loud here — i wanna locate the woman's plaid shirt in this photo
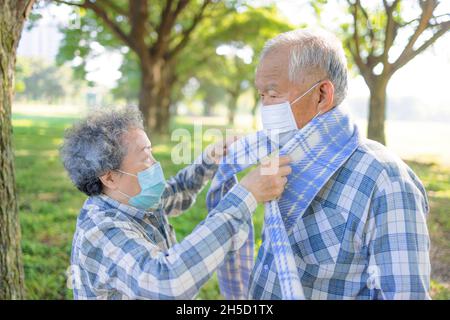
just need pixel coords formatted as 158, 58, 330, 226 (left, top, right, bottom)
69, 152, 257, 299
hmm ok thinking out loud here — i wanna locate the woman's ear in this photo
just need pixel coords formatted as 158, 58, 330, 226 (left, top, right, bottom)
99, 170, 119, 190
317, 80, 335, 114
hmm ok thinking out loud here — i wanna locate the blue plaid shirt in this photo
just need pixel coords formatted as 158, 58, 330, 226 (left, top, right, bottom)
248, 138, 431, 300
69, 152, 257, 299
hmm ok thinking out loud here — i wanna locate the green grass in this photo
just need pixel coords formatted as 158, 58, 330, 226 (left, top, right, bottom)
12, 113, 450, 300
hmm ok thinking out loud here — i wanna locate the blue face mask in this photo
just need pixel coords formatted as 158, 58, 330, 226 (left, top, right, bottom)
116, 162, 166, 210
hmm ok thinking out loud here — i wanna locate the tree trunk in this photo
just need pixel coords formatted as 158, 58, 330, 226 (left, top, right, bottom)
367, 78, 388, 145
138, 62, 156, 131
155, 93, 171, 134
138, 58, 172, 135
154, 64, 174, 134
0, 0, 35, 300
228, 92, 240, 125
203, 95, 213, 116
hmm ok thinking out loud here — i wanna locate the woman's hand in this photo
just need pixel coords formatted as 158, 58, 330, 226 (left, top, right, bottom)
204, 136, 240, 164
240, 156, 292, 203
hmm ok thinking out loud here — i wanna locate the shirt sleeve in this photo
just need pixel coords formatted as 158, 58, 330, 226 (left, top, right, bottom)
159, 151, 218, 217
78, 183, 257, 300
365, 170, 431, 300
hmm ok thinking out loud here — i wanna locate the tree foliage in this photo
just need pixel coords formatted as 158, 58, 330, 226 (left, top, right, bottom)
55, 0, 238, 133
56, 1, 293, 127
314, 0, 450, 144
15, 57, 86, 103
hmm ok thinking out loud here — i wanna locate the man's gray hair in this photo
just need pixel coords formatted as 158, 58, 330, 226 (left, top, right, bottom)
60, 106, 144, 196
260, 28, 348, 106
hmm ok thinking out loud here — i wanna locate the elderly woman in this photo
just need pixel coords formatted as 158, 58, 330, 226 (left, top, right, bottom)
60, 106, 291, 299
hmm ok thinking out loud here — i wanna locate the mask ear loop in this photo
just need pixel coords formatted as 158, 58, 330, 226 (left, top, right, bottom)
290, 79, 324, 106
114, 169, 137, 200
292, 79, 327, 122
312, 103, 325, 121
116, 169, 138, 178
313, 79, 330, 120
116, 189, 132, 199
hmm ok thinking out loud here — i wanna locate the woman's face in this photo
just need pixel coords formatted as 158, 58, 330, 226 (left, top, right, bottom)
114, 128, 157, 201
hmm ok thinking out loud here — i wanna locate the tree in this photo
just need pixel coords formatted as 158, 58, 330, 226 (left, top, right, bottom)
0, 0, 35, 299
341, 0, 450, 145
191, 5, 293, 125
106, 4, 292, 126
111, 51, 141, 105
55, 0, 234, 134
15, 57, 85, 104
194, 48, 252, 124
199, 82, 228, 116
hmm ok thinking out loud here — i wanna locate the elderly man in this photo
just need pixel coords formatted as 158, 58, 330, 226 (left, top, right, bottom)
61, 106, 291, 299
213, 29, 430, 300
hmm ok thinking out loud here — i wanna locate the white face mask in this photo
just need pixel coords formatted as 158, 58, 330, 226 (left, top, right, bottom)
260, 80, 323, 141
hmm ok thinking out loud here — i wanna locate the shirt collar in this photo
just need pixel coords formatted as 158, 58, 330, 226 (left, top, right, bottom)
97, 194, 154, 220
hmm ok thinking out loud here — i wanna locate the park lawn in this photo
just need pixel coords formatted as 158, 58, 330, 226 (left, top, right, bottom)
11, 113, 450, 300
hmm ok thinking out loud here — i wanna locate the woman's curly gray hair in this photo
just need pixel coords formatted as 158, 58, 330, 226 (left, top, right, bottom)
60, 106, 144, 196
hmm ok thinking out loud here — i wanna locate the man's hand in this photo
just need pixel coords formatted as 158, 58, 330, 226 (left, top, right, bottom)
240, 156, 292, 203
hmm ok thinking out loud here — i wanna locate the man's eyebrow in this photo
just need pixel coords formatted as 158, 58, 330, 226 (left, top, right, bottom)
258, 83, 278, 92
254, 80, 278, 90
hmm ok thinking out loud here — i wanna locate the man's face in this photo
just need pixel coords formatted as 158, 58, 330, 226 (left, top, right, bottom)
255, 46, 323, 129
115, 128, 157, 199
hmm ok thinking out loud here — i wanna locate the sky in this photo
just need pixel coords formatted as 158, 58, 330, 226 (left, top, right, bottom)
17, 0, 450, 115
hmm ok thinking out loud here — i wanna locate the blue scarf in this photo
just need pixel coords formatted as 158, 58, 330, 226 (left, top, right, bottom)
206, 106, 360, 299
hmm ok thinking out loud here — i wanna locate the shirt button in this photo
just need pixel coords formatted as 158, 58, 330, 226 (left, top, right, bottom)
263, 265, 269, 272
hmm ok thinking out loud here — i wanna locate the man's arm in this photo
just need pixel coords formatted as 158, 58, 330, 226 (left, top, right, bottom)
78, 184, 256, 300
366, 170, 431, 300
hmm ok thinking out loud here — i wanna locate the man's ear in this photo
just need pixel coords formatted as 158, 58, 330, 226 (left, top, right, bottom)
99, 170, 119, 190
317, 80, 335, 114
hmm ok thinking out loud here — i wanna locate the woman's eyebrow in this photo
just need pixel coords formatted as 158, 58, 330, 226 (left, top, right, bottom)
141, 144, 152, 151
